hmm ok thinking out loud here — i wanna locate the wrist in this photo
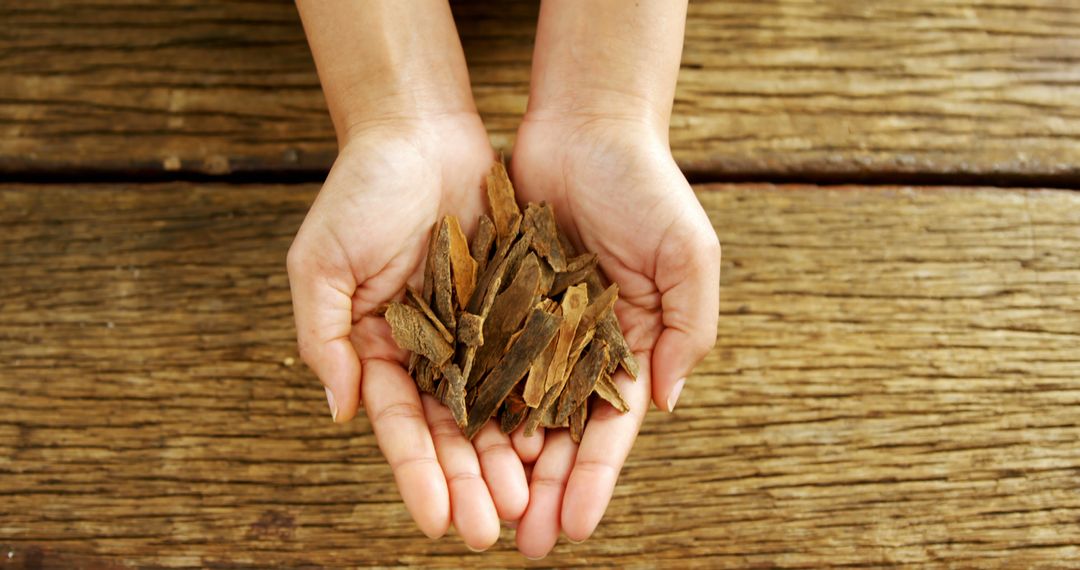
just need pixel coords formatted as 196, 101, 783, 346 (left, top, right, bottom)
522, 87, 671, 141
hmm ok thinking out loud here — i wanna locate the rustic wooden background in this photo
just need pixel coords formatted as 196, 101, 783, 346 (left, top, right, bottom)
2, 1, 1079, 568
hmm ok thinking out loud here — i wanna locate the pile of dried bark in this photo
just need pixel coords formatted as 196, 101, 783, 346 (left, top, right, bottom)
385, 163, 638, 442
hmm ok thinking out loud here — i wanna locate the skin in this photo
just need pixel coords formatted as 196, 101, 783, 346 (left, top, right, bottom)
291, 1, 527, 551
510, 1, 720, 557
291, 0, 719, 558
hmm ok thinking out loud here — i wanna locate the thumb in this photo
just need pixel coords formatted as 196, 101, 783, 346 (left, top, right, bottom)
287, 241, 362, 422
650, 223, 721, 412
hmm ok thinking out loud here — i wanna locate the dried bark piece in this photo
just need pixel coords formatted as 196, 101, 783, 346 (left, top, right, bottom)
469, 253, 541, 388
457, 311, 484, 347
555, 340, 609, 424
415, 357, 436, 394
486, 161, 521, 246
385, 302, 453, 368
578, 282, 618, 335
543, 284, 588, 395
541, 403, 569, 428
432, 218, 456, 333
549, 253, 598, 296
465, 306, 562, 439
441, 364, 468, 429
524, 382, 561, 436
444, 216, 478, 307
467, 219, 527, 315
585, 272, 639, 379
471, 214, 496, 273
569, 402, 587, 443
523, 321, 559, 407
422, 220, 438, 303
594, 371, 629, 413
459, 252, 509, 389
499, 389, 528, 434
537, 258, 555, 296
406, 286, 452, 345
523, 202, 567, 271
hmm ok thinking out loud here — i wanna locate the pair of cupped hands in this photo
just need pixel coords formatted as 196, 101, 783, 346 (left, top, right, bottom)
287, 109, 720, 558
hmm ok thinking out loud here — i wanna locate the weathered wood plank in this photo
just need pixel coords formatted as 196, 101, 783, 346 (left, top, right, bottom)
2, 1, 1079, 180
1, 183, 1079, 567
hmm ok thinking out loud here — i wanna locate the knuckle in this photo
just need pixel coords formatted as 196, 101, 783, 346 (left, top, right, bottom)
429, 417, 464, 439
573, 458, 620, 480
475, 439, 515, 457
373, 402, 426, 426
445, 470, 482, 485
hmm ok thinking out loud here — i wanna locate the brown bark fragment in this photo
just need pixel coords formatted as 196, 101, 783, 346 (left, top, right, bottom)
523, 326, 558, 407
406, 286, 452, 345
499, 389, 528, 434
441, 364, 468, 429
470, 253, 541, 387
594, 371, 629, 413
549, 253, 598, 296
556, 340, 608, 424
384, 302, 453, 368
471, 214, 496, 274
544, 284, 588, 393
432, 218, 456, 333
465, 306, 562, 439
585, 272, 640, 379
457, 311, 484, 347
569, 402, 587, 443
523, 202, 567, 271
444, 216, 477, 308
486, 161, 521, 246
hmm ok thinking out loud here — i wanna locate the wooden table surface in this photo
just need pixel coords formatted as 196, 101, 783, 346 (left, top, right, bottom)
2, 1, 1079, 569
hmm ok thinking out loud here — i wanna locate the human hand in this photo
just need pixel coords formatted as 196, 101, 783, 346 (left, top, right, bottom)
508, 113, 721, 557
287, 115, 529, 550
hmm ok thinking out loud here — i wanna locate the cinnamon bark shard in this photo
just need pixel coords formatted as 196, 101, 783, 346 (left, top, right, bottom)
432, 218, 456, 333
523, 324, 558, 408
471, 214, 496, 274
499, 389, 528, 434
542, 284, 588, 394
585, 272, 640, 379
594, 371, 629, 413
470, 253, 541, 387
486, 161, 521, 246
569, 402, 587, 443
523, 202, 567, 272
457, 312, 484, 347
385, 302, 453, 368
441, 364, 468, 429
406, 286, 452, 345
549, 253, 598, 296
465, 306, 562, 439
556, 340, 608, 424
445, 216, 477, 308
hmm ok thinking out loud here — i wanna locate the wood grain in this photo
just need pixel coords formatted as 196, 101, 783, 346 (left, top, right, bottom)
1, 183, 1078, 568
2, 1, 1080, 180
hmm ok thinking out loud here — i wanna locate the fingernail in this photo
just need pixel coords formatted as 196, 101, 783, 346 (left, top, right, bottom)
465, 544, 488, 553
325, 386, 338, 421
667, 378, 686, 412
567, 537, 586, 545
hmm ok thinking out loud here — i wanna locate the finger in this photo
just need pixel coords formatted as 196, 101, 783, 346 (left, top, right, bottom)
473, 420, 529, 522
515, 431, 577, 559
422, 396, 501, 551
652, 226, 721, 411
362, 359, 449, 539
511, 425, 545, 464
287, 242, 361, 421
560, 358, 651, 543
